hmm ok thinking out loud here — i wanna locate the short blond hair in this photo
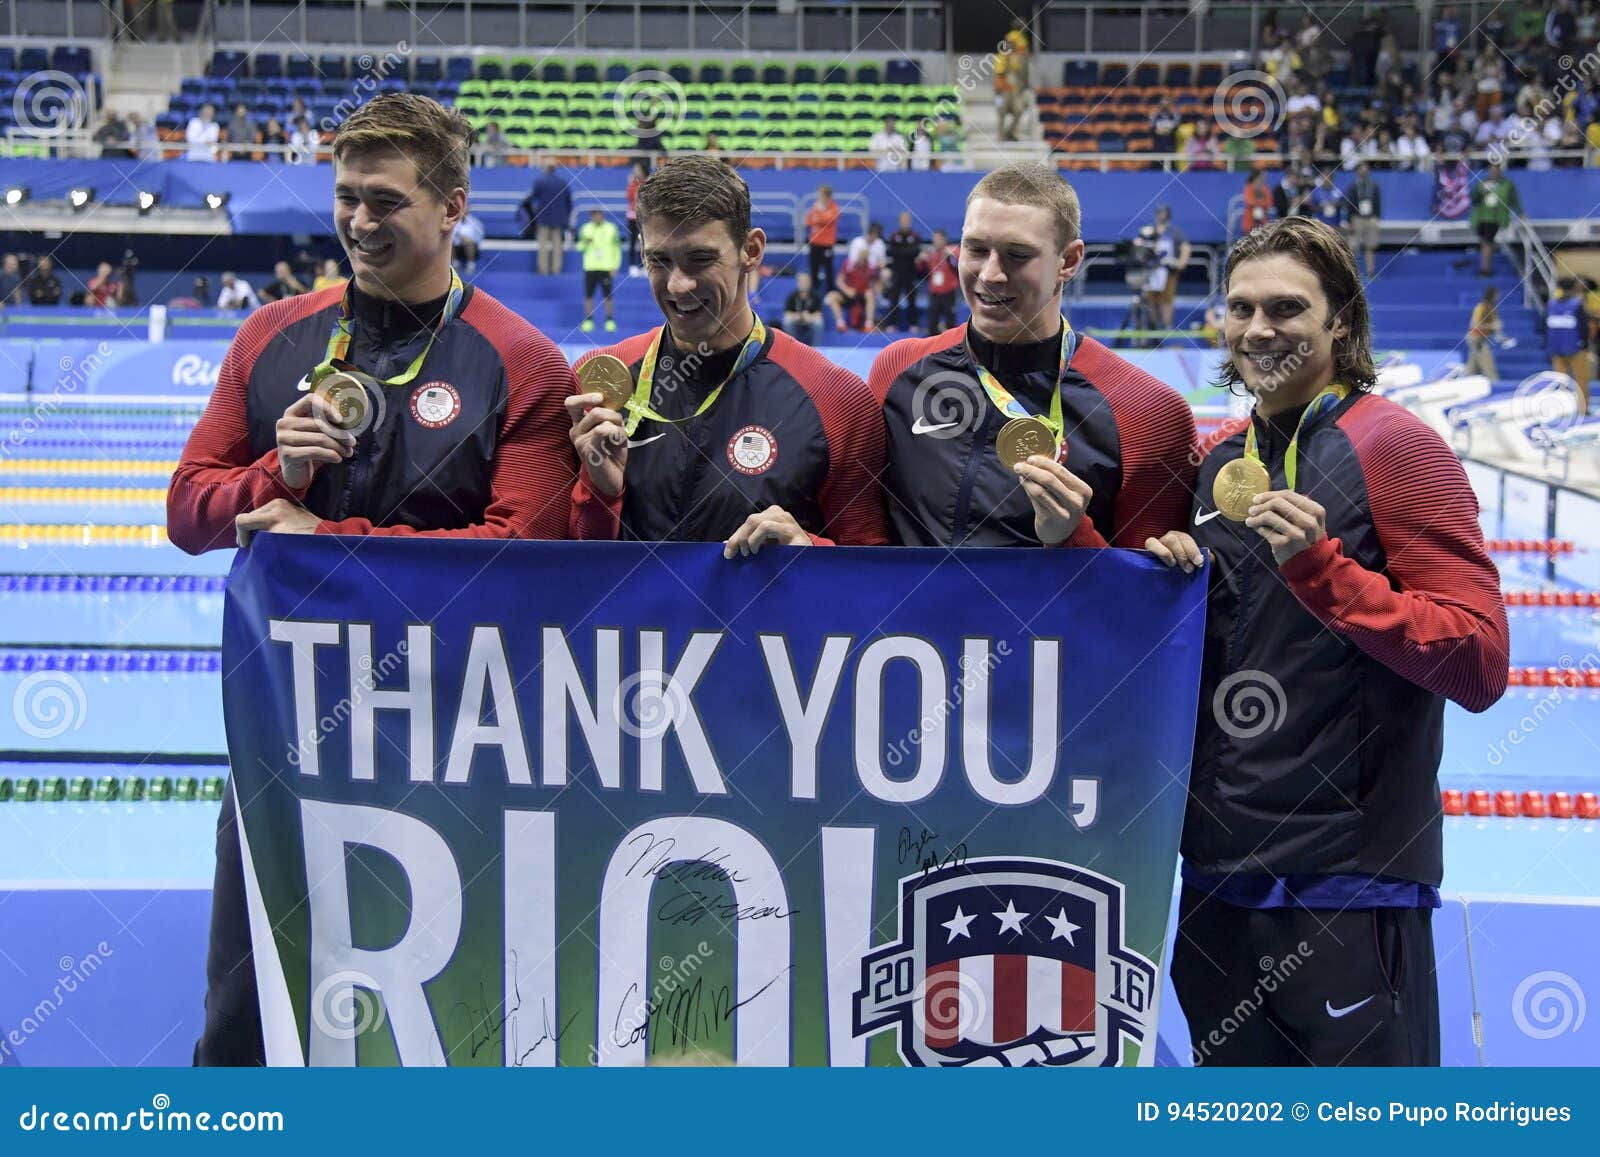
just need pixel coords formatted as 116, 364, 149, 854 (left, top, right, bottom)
332, 93, 474, 202
967, 163, 1082, 248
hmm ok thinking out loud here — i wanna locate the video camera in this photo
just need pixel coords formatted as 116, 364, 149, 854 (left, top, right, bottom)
1115, 226, 1163, 292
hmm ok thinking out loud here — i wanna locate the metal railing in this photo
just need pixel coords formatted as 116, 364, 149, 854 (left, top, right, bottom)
1504, 212, 1560, 312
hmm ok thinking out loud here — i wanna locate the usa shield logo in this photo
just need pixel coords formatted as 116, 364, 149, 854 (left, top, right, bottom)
853, 857, 1156, 1067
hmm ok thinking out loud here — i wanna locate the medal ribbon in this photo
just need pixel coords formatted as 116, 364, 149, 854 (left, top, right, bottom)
309, 268, 466, 388
968, 317, 1078, 449
621, 316, 768, 437
1242, 382, 1350, 491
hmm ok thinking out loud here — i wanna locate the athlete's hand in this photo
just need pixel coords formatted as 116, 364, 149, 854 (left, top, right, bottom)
1014, 455, 1092, 546
1144, 530, 1207, 573
236, 498, 321, 548
565, 392, 628, 498
276, 393, 355, 491
1246, 490, 1327, 566
723, 505, 811, 558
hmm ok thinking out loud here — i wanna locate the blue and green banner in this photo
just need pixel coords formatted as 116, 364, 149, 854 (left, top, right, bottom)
221, 536, 1205, 1067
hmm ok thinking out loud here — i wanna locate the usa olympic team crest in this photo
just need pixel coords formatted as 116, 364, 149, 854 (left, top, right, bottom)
853, 858, 1157, 1066
410, 381, 461, 429
727, 424, 778, 475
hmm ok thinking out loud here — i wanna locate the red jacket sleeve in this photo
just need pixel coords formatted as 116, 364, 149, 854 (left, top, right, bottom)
1279, 401, 1510, 713
166, 302, 317, 554
316, 315, 580, 540
773, 334, 889, 545
1063, 339, 1198, 548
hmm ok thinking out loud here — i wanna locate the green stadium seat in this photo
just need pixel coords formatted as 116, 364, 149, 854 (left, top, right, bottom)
792, 63, 819, 85
760, 63, 788, 85
730, 59, 757, 85
509, 55, 538, 82
571, 57, 601, 83
459, 79, 488, 97
668, 59, 694, 84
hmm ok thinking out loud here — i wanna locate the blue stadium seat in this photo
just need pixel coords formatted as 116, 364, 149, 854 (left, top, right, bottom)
319, 54, 347, 81
1100, 63, 1129, 87
605, 61, 632, 82
253, 52, 282, 79
885, 59, 921, 86
1062, 60, 1098, 87
0, 48, 15, 72
1196, 62, 1224, 87
1132, 62, 1161, 87
1166, 63, 1192, 87
286, 54, 314, 80
413, 57, 442, 83
19, 47, 47, 73
446, 56, 474, 80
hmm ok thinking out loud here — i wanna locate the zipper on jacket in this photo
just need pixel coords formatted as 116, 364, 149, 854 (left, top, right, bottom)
948, 409, 993, 545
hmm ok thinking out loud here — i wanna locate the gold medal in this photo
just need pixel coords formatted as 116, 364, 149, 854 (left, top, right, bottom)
578, 354, 634, 412
314, 369, 378, 433
995, 417, 1057, 469
1212, 457, 1272, 522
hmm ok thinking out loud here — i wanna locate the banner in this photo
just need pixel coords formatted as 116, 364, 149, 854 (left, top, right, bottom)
221, 536, 1205, 1067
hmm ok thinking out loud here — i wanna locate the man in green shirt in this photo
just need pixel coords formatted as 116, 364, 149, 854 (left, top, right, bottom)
1469, 161, 1522, 277
577, 207, 623, 333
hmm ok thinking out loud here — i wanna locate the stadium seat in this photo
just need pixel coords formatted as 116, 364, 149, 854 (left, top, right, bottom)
445, 56, 474, 80
885, 58, 921, 86
792, 63, 819, 85
1196, 62, 1224, 87
414, 57, 442, 83
572, 58, 600, 84
761, 63, 788, 85
19, 47, 47, 73
481, 57, 506, 82
1133, 63, 1161, 87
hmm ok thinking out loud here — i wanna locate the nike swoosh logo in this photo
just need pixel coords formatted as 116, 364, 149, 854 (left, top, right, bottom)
1194, 509, 1222, 526
911, 417, 960, 436
1325, 995, 1376, 1018
295, 374, 312, 391
627, 433, 668, 449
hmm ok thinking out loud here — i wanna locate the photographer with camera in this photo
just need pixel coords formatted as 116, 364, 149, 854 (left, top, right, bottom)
1139, 205, 1190, 337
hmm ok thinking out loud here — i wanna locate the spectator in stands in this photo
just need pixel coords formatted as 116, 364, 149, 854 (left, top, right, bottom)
917, 228, 959, 335
1557, 118, 1586, 167
289, 97, 309, 127
1474, 105, 1512, 154
884, 211, 923, 335
477, 122, 508, 168
93, 112, 133, 159
259, 261, 307, 303
633, 113, 667, 162
625, 161, 646, 274
130, 113, 160, 161
1222, 126, 1257, 172
1285, 80, 1320, 119
1393, 117, 1432, 171
1183, 120, 1222, 170
1273, 168, 1312, 220
1242, 169, 1274, 234
1340, 123, 1381, 170
781, 271, 823, 345
1352, 10, 1386, 87
704, 130, 725, 154
26, 256, 61, 306
288, 117, 320, 165
1470, 160, 1521, 276
0, 254, 22, 306
1295, 11, 1327, 80
216, 272, 260, 312
1309, 169, 1346, 231
87, 261, 123, 309
1433, 3, 1464, 70
828, 225, 886, 332
311, 258, 346, 293
1548, 0, 1579, 52
805, 184, 841, 290
1465, 286, 1502, 379
1150, 97, 1180, 154
995, 32, 1029, 142
1547, 277, 1593, 414
1473, 53, 1505, 118
261, 117, 287, 160
934, 114, 964, 164
910, 124, 933, 171
1345, 162, 1382, 279
186, 103, 220, 162
453, 211, 485, 275
226, 103, 257, 161
523, 162, 573, 277
576, 208, 622, 334
870, 115, 908, 172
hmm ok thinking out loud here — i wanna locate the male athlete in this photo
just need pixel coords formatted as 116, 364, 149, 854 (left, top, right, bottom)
566, 155, 886, 551
869, 162, 1196, 547
1147, 216, 1508, 1065
168, 94, 589, 1064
